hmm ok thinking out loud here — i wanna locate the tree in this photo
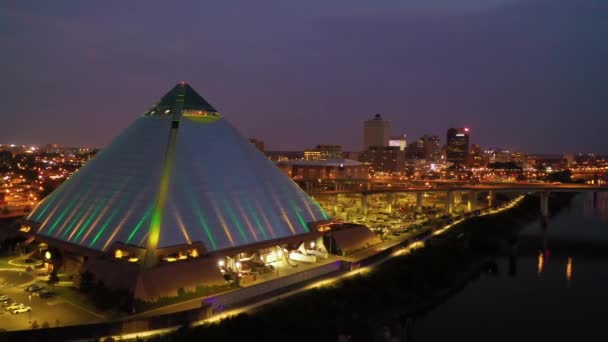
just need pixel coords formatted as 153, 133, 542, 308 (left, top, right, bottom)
545, 169, 572, 183
78, 271, 95, 292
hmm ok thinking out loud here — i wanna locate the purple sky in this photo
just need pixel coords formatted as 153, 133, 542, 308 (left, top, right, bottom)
1, 0, 607, 153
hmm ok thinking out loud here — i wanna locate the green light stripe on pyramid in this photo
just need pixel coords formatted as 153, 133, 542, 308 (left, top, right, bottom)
126, 204, 154, 244
243, 196, 268, 240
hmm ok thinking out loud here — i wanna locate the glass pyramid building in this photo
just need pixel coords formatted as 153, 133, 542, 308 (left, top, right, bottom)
27, 83, 329, 266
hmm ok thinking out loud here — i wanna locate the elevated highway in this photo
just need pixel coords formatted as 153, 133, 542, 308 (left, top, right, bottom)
311, 182, 608, 218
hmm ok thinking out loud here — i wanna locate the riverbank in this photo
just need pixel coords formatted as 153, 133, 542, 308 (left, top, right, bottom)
139, 193, 576, 341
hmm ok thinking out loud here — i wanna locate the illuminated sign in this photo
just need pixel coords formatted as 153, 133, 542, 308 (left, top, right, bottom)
456, 134, 465, 137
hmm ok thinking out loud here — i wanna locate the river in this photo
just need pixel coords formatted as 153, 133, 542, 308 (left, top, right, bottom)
415, 192, 608, 341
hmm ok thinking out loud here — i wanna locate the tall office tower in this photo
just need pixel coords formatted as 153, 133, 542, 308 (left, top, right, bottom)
389, 134, 407, 151
424, 135, 441, 161
406, 135, 441, 161
446, 127, 470, 167
363, 114, 390, 151
469, 144, 487, 168
406, 138, 425, 160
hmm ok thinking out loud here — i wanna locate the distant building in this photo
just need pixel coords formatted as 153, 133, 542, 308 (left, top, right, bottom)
388, 134, 407, 151
469, 144, 487, 168
342, 151, 360, 161
527, 154, 567, 171
304, 145, 342, 160
406, 138, 425, 160
277, 159, 370, 182
249, 138, 265, 152
363, 114, 390, 151
511, 151, 526, 166
406, 135, 440, 161
563, 153, 575, 167
0, 150, 11, 161
277, 159, 370, 192
264, 151, 304, 161
360, 146, 405, 173
42, 144, 61, 154
494, 150, 513, 163
423, 135, 441, 161
446, 127, 470, 167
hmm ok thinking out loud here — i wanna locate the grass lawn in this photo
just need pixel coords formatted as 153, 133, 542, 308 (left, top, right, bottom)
57, 273, 72, 282
0, 257, 11, 268
51, 285, 122, 318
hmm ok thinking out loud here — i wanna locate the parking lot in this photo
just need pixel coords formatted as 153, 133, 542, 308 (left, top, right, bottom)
0, 269, 104, 331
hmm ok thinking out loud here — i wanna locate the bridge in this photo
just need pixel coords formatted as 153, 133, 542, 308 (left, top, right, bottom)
311, 182, 608, 219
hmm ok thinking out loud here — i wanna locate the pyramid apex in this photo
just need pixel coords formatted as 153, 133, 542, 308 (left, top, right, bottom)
144, 82, 219, 117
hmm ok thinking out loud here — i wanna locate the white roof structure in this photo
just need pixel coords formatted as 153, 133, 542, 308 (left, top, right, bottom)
28, 83, 329, 259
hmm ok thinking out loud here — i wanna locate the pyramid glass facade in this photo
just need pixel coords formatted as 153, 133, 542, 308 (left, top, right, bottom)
28, 83, 328, 253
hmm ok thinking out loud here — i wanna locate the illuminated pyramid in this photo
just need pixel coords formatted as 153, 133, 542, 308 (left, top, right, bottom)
28, 83, 329, 269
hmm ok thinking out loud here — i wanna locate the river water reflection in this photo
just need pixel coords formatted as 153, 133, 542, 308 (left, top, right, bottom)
416, 193, 608, 341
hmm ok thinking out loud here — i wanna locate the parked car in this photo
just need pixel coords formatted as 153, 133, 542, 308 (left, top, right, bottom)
25, 285, 43, 292
37, 290, 54, 298
0, 295, 10, 302
12, 306, 31, 314
6, 303, 24, 311
2, 300, 15, 307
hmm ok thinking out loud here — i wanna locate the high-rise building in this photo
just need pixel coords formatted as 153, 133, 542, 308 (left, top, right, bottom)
406, 138, 425, 160
388, 134, 407, 151
470, 144, 487, 168
423, 135, 441, 161
360, 146, 405, 173
446, 127, 470, 167
406, 135, 440, 161
363, 114, 390, 151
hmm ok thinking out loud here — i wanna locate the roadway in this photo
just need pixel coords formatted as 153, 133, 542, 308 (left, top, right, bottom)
314, 182, 608, 195
129, 254, 343, 319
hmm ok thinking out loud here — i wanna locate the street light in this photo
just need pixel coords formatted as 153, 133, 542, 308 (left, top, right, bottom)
310, 241, 315, 249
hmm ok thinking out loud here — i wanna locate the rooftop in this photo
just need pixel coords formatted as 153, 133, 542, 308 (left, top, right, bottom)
277, 159, 364, 167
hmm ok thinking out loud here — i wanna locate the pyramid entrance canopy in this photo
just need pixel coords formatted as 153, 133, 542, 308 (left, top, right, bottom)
28, 83, 329, 264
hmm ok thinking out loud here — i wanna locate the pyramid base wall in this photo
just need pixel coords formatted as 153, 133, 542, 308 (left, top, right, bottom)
134, 257, 227, 300
81, 256, 226, 301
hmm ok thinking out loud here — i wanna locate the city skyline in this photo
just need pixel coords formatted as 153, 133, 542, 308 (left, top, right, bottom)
2, 1, 607, 153
3, 1, 608, 340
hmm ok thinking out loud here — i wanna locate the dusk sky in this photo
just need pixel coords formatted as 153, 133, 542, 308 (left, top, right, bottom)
1, 0, 607, 154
